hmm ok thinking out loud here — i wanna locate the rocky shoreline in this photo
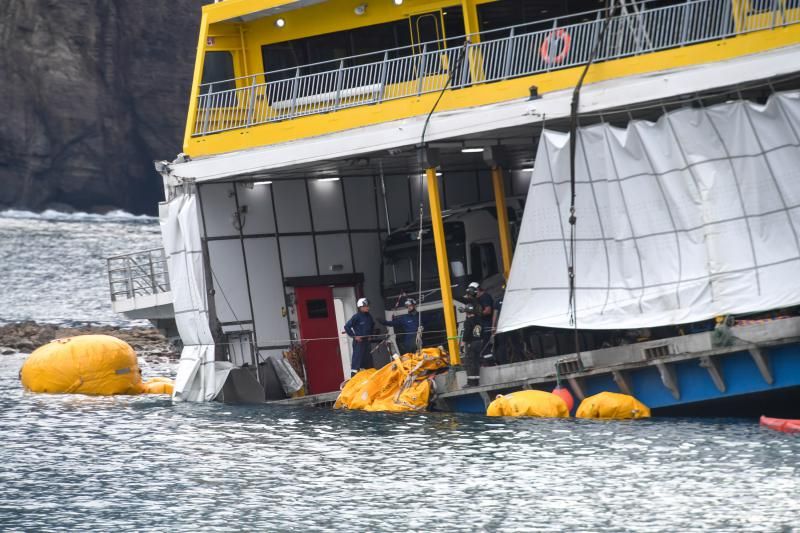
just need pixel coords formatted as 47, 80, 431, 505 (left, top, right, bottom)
0, 321, 180, 358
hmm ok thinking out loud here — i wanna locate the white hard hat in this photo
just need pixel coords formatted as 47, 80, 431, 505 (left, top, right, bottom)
357, 297, 370, 307
468, 281, 480, 290
404, 298, 417, 306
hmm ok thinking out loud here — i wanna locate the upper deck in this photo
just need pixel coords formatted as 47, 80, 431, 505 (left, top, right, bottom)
184, 0, 800, 158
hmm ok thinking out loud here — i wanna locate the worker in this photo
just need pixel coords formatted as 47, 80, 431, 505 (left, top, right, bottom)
378, 297, 424, 355
344, 297, 375, 376
465, 281, 494, 357
461, 303, 483, 387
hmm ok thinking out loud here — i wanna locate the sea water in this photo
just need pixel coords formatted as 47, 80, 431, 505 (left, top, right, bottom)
1, 210, 798, 532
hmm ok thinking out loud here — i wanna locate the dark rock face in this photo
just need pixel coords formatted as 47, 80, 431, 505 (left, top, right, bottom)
0, 0, 211, 215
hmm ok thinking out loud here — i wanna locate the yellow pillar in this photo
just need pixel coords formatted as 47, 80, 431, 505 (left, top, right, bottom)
183, 13, 210, 153
426, 167, 461, 365
460, 0, 481, 43
491, 166, 513, 281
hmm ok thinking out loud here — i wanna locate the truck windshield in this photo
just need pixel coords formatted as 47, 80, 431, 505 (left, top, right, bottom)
382, 222, 466, 300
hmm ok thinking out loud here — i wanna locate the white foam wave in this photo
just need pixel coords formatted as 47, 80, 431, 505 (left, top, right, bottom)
1, 208, 157, 223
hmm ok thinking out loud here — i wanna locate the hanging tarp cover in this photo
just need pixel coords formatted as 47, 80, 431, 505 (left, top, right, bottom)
499, 91, 800, 332
161, 192, 232, 401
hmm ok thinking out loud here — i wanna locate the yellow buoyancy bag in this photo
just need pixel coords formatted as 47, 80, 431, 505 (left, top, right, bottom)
20, 335, 173, 396
334, 348, 448, 412
576, 391, 651, 419
486, 390, 570, 418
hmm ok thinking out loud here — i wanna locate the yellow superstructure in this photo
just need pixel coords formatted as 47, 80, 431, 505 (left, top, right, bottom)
182, 0, 800, 158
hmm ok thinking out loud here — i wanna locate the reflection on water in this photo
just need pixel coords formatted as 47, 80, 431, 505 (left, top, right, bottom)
1, 354, 798, 532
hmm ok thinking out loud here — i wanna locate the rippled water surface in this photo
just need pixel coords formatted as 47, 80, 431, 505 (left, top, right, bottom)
0, 209, 161, 326
1, 211, 799, 532
1, 353, 798, 532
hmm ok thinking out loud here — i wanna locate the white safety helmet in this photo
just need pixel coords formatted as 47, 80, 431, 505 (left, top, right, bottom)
466, 281, 481, 297
404, 298, 417, 307
357, 297, 370, 308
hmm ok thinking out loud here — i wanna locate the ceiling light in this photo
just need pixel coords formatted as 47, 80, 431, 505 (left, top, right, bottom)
420, 172, 443, 177
274, 18, 286, 28
393, 0, 403, 5
521, 168, 535, 172
354, 3, 367, 15
317, 177, 341, 182
254, 180, 273, 185
461, 147, 484, 153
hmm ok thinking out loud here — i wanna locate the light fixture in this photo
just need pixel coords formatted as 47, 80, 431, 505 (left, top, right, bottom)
274, 18, 286, 28
461, 147, 484, 153
393, 0, 403, 5
317, 177, 341, 182
420, 172, 443, 177
254, 180, 273, 185
521, 168, 535, 172
354, 3, 367, 15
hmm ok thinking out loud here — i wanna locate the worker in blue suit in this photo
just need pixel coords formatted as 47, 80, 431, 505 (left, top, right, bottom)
379, 297, 424, 355
344, 297, 375, 376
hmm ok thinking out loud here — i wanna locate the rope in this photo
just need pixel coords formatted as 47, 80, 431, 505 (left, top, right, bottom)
567, 0, 613, 363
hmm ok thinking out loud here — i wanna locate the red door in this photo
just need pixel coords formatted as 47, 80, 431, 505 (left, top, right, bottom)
295, 286, 344, 394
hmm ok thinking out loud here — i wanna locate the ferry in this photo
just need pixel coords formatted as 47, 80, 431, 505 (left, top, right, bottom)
111, 0, 800, 415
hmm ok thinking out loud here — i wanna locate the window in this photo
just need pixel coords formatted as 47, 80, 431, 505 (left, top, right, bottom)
260, 10, 470, 80
201, 51, 236, 92
261, 19, 416, 80
442, 6, 467, 48
470, 243, 498, 282
306, 299, 329, 319
477, 0, 605, 39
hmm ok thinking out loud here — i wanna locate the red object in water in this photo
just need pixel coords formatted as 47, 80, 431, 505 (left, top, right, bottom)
552, 386, 575, 412
760, 416, 800, 434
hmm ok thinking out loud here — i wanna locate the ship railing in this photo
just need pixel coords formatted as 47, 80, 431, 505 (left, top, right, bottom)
191, 0, 800, 137
107, 248, 171, 302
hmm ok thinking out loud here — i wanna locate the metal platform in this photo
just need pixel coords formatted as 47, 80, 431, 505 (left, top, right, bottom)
267, 317, 800, 415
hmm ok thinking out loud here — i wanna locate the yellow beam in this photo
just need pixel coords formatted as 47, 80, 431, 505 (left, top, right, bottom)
183, 12, 210, 153
461, 0, 481, 43
426, 167, 461, 365
491, 166, 513, 281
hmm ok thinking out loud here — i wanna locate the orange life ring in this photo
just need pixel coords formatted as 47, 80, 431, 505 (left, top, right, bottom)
540, 29, 572, 65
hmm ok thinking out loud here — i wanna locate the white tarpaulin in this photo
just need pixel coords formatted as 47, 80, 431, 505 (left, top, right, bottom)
499, 91, 800, 332
160, 192, 232, 401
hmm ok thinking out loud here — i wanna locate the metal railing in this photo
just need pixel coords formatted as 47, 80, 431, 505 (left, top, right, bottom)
192, 0, 800, 136
107, 248, 171, 302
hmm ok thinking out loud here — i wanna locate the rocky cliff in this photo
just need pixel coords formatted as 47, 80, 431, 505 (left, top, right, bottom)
0, 0, 211, 215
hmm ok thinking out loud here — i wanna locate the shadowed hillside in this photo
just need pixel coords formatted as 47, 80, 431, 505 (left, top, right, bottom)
0, 0, 211, 215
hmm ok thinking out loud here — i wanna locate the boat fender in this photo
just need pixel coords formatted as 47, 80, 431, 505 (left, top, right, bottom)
551, 385, 575, 412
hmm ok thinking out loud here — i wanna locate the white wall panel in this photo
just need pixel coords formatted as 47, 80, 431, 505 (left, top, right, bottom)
273, 180, 311, 233
308, 179, 347, 231
444, 171, 479, 208
244, 238, 290, 347
351, 232, 384, 311
200, 183, 237, 238
315, 233, 353, 275
208, 239, 251, 324
384, 174, 412, 228
237, 183, 276, 235
280, 235, 317, 277
511, 169, 533, 197
344, 177, 379, 230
